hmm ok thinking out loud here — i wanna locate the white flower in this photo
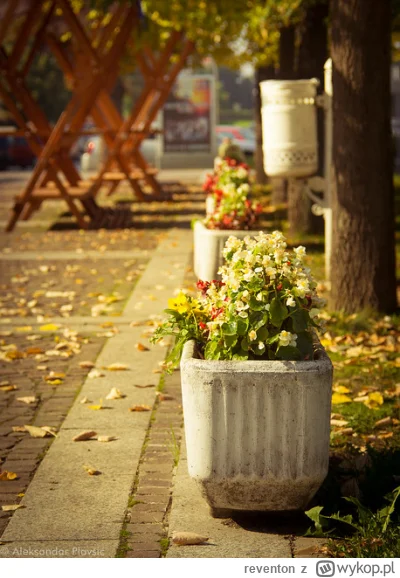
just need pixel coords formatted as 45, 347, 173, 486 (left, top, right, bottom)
243, 270, 255, 282
286, 296, 296, 308
265, 266, 276, 280
248, 330, 257, 341
256, 292, 263, 301
257, 341, 264, 350
294, 246, 306, 259
236, 300, 249, 311
278, 330, 297, 348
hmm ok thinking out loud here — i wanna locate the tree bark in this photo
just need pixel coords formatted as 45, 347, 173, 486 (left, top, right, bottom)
330, 0, 397, 313
254, 65, 275, 185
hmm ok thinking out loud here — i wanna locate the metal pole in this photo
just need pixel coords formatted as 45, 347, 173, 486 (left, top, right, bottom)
323, 58, 333, 282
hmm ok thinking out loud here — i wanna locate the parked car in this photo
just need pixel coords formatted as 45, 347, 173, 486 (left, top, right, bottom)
216, 125, 255, 156
7, 136, 35, 168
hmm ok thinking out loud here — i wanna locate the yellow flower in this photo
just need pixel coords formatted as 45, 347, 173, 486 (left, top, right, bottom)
168, 292, 190, 314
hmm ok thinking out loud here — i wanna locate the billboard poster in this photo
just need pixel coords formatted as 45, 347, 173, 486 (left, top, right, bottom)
162, 74, 214, 153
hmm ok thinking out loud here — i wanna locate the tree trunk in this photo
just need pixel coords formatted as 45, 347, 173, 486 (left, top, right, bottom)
254, 65, 275, 185
288, 1, 328, 236
330, 0, 397, 313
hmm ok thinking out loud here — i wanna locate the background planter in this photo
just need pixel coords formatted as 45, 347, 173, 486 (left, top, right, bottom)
193, 220, 251, 281
180, 340, 333, 516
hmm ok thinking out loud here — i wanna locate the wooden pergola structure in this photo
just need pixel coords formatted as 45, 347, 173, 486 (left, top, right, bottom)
0, 0, 194, 230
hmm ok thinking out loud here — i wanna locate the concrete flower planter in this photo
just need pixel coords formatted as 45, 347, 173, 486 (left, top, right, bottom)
193, 220, 251, 281
180, 340, 333, 517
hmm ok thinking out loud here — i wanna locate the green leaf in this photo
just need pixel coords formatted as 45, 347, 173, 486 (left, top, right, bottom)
249, 311, 267, 330
224, 335, 238, 349
269, 297, 288, 328
241, 337, 250, 351
221, 321, 237, 336
204, 341, 218, 359
304, 506, 325, 536
291, 308, 309, 333
249, 296, 265, 311
257, 326, 269, 341
237, 318, 248, 335
276, 345, 301, 360
164, 308, 182, 319
232, 352, 248, 360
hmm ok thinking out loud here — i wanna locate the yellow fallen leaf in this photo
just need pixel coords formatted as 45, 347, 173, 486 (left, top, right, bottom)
0, 471, 18, 481
364, 391, 384, 410
73, 431, 97, 442
83, 465, 101, 476
15, 326, 32, 332
172, 532, 209, 546
80, 396, 91, 404
104, 363, 129, 371
12, 426, 26, 432
41, 426, 57, 437
135, 343, 149, 352
331, 419, 349, 427
332, 393, 352, 405
88, 399, 103, 411
39, 324, 60, 332
25, 347, 44, 355
105, 387, 125, 400
16, 396, 37, 405
6, 350, 25, 360
333, 385, 351, 394
1, 504, 25, 512
46, 379, 63, 386
129, 405, 152, 412
88, 369, 104, 378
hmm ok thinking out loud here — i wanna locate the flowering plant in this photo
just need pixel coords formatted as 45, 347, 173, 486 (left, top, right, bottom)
151, 231, 325, 369
203, 158, 262, 230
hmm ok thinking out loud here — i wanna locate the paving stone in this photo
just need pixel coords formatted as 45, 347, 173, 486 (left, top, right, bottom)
129, 511, 165, 524
131, 503, 167, 514
125, 550, 161, 558
128, 541, 162, 551
136, 486, 171, 496
125, 524, 164, 536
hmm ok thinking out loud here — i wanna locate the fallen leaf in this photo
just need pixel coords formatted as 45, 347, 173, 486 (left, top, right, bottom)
333, 385, 351, 394
45, 379, 63, 386
39, 324, 60, 332
364, 391, 384, 409
45, 372, 65, 381
88, 369, 104, 379
41, 426, 57, 437
374, 417, 392, 429
129, 405, 152, 412
97, 435, 116, 443
88, 400, 104, 411
172, 531, 209, 546
80, 396, 91, 404
73, 431, 97, 442
105, 387, 125, 400
1, 504, 25, 512
156, 393, 174, 401
378, 432, 394, 439
12, 426, 26, 432
25, 347, 44, 355
79, 361, 95, 369
83, 465, 101, 475
0, 384, 17, 392
24, 425, 50, 438
16, 396, 37, 405
134, 384, 155, 389
0, 471, 18, 481
104, 363, 129, 371
331, 393, 352, 405
331, 419, 349, 427
135, 343, 149, 352
36, 365, 48, 371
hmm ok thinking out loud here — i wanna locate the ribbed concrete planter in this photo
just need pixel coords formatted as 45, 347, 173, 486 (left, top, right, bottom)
193, 220, 251, 281
180, 340, 333, 517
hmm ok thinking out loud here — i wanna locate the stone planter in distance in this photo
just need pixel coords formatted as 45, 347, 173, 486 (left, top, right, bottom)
180, 339, 333, 517
193, 220, 251, 281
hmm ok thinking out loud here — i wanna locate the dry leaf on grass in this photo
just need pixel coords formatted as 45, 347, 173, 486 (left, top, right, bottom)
73, 431, 97, 442
1, 504, 25, 512
129, 405, 151, 412
332, 385, 351, 394
135, 343, 149, 352
171, 532, 209, 546
331, 393, 352, 405
0, 471, 18, 481
16, 396, 37, 405
331, 419, 349, 427
374, 416, 392, 429
105, 387, 125, 400
97, 436, 116, 443
83, 465, 101, 476
103, 363, 129, 371
79, 361, 95, 369
39, 324, 60, 332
